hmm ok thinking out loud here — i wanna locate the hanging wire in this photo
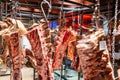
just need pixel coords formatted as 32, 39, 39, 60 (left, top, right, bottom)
112, 0, 118, 79
61, 0, 64, 27
11, 0, 18, 19
60, 1, 64, 80
114, 0, 118, 33
107, 1, 110, 20
59, 7, 62, 27
72, 10, 74, 27
78, 9, 80, 26
63, 11, 66, 27
103, 11, 120, 25
5, 1, 8, 18
58, 0, 64, 30
0, 2, 3, 20
17, 0, 22, 21
11, 0, 19, 29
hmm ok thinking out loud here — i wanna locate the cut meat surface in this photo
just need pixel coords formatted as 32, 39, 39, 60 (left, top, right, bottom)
5, 31, 22, 80
26, 22, 54, 80
73, 29, 114, 80
53, 28, 78, 69
52, 31, 71, 70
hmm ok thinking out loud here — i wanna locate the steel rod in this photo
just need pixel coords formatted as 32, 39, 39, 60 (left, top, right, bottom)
78, 72, 81, 80
64, 0, 93, 8
54, 72, 67, 80
65, 7, 89, 14
18, 3, 90, 11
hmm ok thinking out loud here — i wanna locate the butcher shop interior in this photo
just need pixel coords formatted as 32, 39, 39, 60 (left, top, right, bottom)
0, 0, 120, 80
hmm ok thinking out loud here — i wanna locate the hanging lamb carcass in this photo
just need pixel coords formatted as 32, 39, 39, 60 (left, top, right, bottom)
72, 28, 114, 80
52, 26, 78, 70
0, 18, 36, 80
26, 19, 54, 80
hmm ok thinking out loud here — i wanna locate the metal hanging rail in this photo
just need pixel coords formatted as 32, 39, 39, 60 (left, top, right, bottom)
65, 7, 90, 13
63, 0, 94, 8
18, 3, 90, 11
2, 12, 58, 19
0, 0, 94, 20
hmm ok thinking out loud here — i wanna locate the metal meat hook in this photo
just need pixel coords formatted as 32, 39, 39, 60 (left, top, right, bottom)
41, 0, 51, 23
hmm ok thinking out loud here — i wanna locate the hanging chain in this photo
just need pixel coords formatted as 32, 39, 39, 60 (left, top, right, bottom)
72, 10, 75, 27
11, 0, 18, 19
114, 0, 118, 32
112, 0, 118, 78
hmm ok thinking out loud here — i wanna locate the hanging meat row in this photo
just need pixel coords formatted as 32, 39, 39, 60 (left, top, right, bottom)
0, 18, 115, 80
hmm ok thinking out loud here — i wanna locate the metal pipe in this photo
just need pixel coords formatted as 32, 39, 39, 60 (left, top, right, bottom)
64, 0, 93, 8
2, 12, 58, 19
18, 3, 90, 11
16, 13, 43, 18
2, 12, 43, 18
65, 7, 89, 14
54, 72, 67, 80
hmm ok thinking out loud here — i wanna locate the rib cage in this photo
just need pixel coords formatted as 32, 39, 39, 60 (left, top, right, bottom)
5, 31, 22, 80
26, 21, 54, 80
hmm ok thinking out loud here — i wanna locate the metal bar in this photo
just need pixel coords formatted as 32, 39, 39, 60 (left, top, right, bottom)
65, 7, 89, 14
60, 66, 63, 80
2, 12, 59, 19
18, 3, 89, 11
78, 72, 81, 80
0, 73, 10, 76
64, 0, 92, 8
5, 1, 8, 18
16, 13, 43, 18
53, 6, 83, 11
79, 11, 83, 37
54, 72, 67, 80
0, 2, 3, 20
33, 68, 36, 80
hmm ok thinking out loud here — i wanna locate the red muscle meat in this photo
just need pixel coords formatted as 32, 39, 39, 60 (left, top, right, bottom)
52, 30, 71, 70
74, 29, 114, 80
53, 27, 78, 70
26, 22, 54, 80
4, 31, 22, 80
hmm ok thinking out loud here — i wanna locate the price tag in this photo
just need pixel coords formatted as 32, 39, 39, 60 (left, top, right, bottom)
99, 41, 106, 50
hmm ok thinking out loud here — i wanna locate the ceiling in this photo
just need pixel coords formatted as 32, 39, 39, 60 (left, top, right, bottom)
1, 0, 94, 18
1, 0, 120, 20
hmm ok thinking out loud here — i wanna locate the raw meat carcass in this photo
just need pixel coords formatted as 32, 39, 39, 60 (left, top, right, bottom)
4, 31, 22, 80
75, 29, 114, 80
21, 34, 37, 67
1, 18, 37, 67
71, 48, 81, 72
52, 28, 71, 70
26, 20, 54, 80
52, 27, 78, 70
23, 48, 36, 67
0, 18, 37, 80
67, 30, 77, 61
38, 20, 54, 80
